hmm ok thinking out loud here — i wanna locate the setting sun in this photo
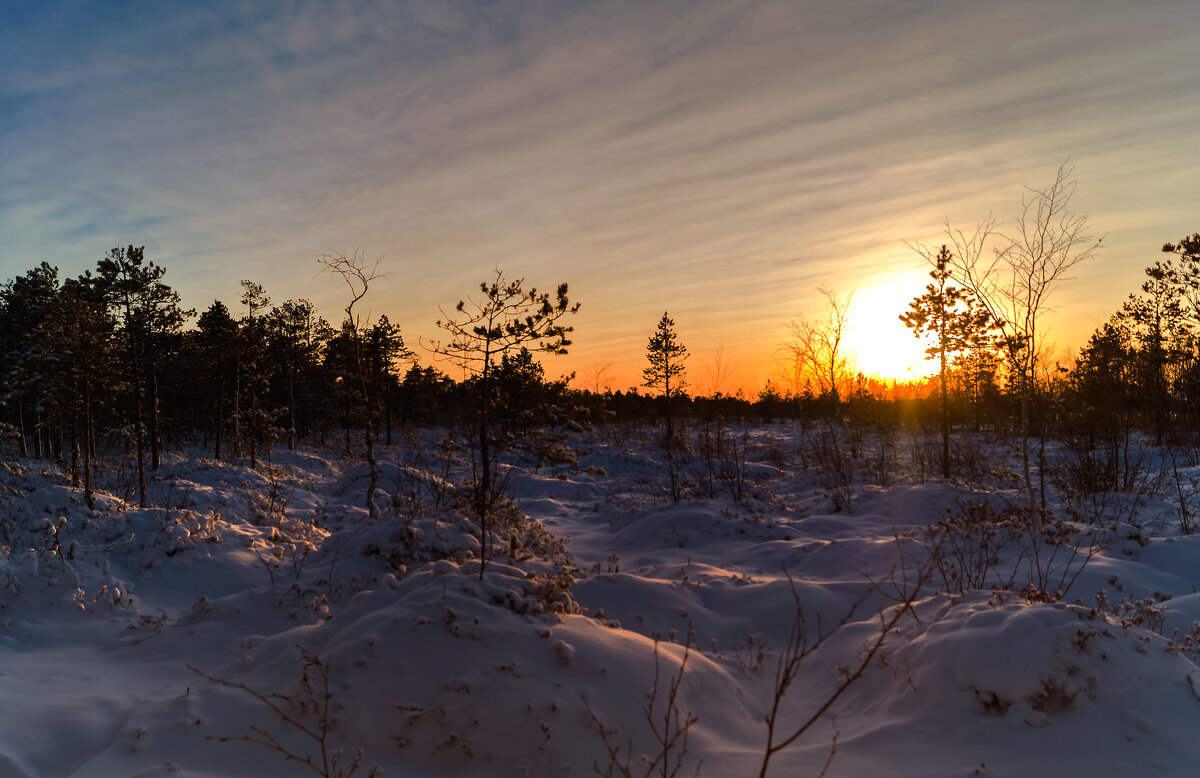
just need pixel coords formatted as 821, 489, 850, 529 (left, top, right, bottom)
844, 274, 936, 381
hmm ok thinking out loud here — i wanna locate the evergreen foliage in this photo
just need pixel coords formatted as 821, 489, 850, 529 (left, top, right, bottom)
900, 246, 995, 477
430, 269, 578, 575
643, 312, 688, 440
12, 217, 1200, 516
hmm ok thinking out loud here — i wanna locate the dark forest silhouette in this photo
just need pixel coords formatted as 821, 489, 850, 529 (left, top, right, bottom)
2, 232, 1199, 486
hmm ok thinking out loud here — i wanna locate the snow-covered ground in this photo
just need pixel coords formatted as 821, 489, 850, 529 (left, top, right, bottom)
2, 424, 1200, 777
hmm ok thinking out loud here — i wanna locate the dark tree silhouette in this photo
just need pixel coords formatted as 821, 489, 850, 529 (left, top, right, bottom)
237, 280, 278, 470
20, 277, 115, 506
1119, 265, 1189, 444
265, 299, 328, 449
918, 163, 1102, 525
0, 262, 61, 456
900, 246, 994, 478
95, 246, 191, 506
317, 249, 387, 518
643, 312, 689, 441
366, 314, 412, 446
430, 269, 578, 576
196, 300, 239, 459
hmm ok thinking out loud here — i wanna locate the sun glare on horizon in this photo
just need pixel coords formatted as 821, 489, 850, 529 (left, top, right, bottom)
844, 276, 935, 382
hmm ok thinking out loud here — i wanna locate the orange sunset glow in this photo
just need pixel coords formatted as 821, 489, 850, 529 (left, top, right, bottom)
4, 1, 1196, 396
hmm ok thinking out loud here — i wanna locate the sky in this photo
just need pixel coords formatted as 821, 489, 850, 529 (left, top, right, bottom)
2, 0, 1199, 392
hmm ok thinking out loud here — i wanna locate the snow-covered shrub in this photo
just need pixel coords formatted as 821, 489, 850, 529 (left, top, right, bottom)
361, 511, 481, 572
892, 596, 1194, 725
359, 486, 578, 613
1090, 589, 1169, 634
486, 568, 578, 616
1052, 431, 1161, 524
472, 498, 580, 614
808, 428, 853, 512
241, 467, 296, 527
1167, 620, 1200, 665
916, 499, 1102, 601
695, 421, 750, 501
508, 426, 581, 475
522, 567, 580, 616
916, 500, 1028, 594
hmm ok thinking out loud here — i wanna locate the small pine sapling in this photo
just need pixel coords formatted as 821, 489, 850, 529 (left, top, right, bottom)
429, 268, 579, 577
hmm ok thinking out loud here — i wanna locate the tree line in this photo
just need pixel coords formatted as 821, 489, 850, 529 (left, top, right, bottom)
762, 164, 1200, 523
6, 165, 1200, 519
0, 249, 428, 507
0, 246, 863, 512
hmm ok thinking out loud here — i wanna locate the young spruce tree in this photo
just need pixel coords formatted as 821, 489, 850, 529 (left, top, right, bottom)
644, 312, 688, 441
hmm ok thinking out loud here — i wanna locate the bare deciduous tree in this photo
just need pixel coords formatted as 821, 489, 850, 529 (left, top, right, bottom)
702, 341, 738, 398
913, 163, 1103, 524
317, 248, 387, 519
776, 287, 855, 411
581, 360, 615, 394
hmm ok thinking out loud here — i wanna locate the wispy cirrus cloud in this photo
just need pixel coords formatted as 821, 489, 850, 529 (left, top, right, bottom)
2, 0, 1198, 386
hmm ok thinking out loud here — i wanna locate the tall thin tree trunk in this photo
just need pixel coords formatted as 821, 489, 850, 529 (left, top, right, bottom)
70, 406, 79, 488
940, 325, 950, 480
665, 372, 673, 442
288, 366, 297, 451
1020, 379, 1038, 531
17, 401, 28, 458
476, 357, 493, 577
385, 377, 392, 446
233, 368, 241, 458
215, 349, 224, 459
150, 360, 161, 471
350, 329, 378, 519
133, 346, 147, 508
366, 415, 377, 515
84, 376, 94, 509
247, 361, 258, 470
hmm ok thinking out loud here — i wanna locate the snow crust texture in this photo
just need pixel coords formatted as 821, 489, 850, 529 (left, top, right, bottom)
2, 427, 1200, 777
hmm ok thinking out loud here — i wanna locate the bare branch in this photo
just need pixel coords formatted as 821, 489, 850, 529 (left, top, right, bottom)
776, 287, 855, 404
757, 558, 933, 778
583, 641, 702, 778
189, 651, 377, 778
701, 341, 738, 397
907, 163, 1103, 524
315, 248, 388, 330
